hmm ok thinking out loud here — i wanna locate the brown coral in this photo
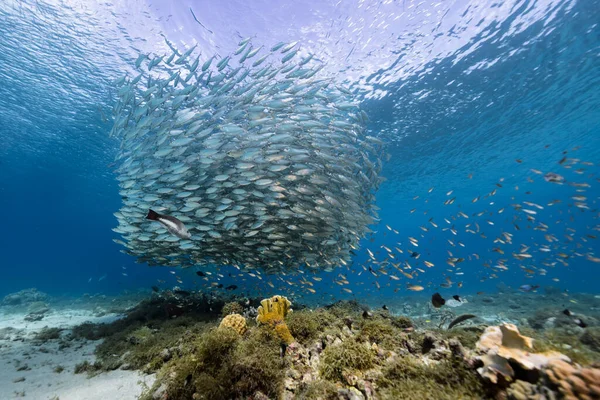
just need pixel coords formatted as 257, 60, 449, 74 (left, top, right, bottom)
477, 324, 569, 371
256, 295, 294, 345
219, 313, 247, 335
476, 324, 570, 386
506, 380, 543, 400
545, 359, 600, 400
478, 353, 514, 385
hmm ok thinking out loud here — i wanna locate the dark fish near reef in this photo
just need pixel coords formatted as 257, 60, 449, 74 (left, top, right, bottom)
519, 284, 539, 292
573, 318, 587, 328
410, 251, 420, 258
225, 285, 238, 291
563, 309, 587, 328
146, 209, 191, 239
362, 310, 373, 319
174, 289, 191, 296
431, 292, 445, 308
448, 314, 477, 330
196, 271, 206, 277
382, 305, 389, 311
151, 286, 160, 293
452, 295, 462, 302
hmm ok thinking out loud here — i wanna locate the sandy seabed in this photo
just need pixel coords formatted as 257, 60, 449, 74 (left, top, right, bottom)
0, 309, 155, 400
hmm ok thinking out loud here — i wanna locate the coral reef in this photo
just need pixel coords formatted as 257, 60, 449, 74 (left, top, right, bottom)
319, 338, 376, 381
286, 310, 320, 344
506, 379, 544, 400
580, 327, 600, 352
33, 327, 62, 343
218, 313, 247, 335
390, 314, 414, 330
63, 295, 598, 400
257, 295, 292, 321
377, 356, 484, 399
1, 288, 48, 306
528, 308, 574, 330
141, 327, 286, 400
22, 301, 51, 321
74, 360, 103, 375
473, 323, 600, 399
544, 359, 600, 399
295, 380, 339, 399
69, 293, 222, 372
221, 301, 244, 317
256, 295, 294, 345
476, 323, 569, 378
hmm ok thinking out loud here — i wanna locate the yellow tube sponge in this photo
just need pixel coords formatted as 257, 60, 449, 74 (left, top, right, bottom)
256, 295, 292, 323
256, 295, 294, 344
274, 321, 295, 345
219, 313, 247, 335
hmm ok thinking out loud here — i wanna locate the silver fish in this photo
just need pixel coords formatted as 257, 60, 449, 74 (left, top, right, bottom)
109, 39, 384, 272
146, 209, 191, 240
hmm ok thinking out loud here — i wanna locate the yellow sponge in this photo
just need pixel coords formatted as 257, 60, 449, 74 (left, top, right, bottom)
256, 295, 294, 345
218, 313, 247, 335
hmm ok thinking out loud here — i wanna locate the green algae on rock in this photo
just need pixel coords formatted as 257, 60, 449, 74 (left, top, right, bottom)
33, 327, 62, 343
319, 338, 376, 382
286, 310, 321, 344
140, 326, 287, 400
221, 301, 244, 317
377, 356, 485, 400
580, 326, 600, 352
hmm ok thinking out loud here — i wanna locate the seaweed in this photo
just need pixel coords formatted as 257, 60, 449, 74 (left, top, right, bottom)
287, 311, 320, 343
295, 380, 339, 400
527, 308, 574, 330
520, 326, 600, 366
227, 328, 287, 397
73, 360, 103, 375
376, 356, 484, 399
69, 294, 223, 372
390, 315, 414, 330
324, 300, 364, 319
580, 327, 600, 352
33, 327, 62, 343
319, 338, 376, 382
359, 318, 395, 342
436, 327, 483, 349
140, 326, 287, 400
221, 301, 244, 317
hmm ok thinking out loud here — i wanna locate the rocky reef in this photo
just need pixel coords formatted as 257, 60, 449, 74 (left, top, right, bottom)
1, 288, 48, 306
61, 293, 600, 400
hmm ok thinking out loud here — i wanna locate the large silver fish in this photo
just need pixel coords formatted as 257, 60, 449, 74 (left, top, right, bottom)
146, 209, 191, 240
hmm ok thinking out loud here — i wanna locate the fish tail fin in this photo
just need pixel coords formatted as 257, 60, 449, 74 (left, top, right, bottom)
147, 209, 160, 221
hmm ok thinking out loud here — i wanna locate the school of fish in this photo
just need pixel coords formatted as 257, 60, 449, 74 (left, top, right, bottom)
109, 38, 386, 273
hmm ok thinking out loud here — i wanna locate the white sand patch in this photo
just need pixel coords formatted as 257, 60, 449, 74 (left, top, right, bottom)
0, 308, 154, 400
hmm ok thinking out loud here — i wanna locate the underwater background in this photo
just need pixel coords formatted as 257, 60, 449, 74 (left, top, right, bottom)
1, 0, 598, 300
1, 1, 600, 399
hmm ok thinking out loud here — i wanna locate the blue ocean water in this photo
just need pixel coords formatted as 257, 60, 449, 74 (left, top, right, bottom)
0, 0, 598, 304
